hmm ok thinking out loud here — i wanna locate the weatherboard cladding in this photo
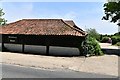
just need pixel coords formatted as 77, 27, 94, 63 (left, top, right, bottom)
0, 19, 86, 36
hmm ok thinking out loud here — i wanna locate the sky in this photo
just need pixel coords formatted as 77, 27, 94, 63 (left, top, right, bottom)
0, 2, 119, 35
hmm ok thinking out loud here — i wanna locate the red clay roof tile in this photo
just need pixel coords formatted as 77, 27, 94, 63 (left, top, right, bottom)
0, 19, 87, 36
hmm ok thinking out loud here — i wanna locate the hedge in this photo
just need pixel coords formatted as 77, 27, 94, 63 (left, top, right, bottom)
111, 36, 120, 45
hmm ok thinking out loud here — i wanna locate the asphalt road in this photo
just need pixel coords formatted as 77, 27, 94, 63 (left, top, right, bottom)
1, 64, 117, 78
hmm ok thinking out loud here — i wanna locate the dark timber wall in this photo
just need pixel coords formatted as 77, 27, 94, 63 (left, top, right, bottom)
1, 34, 85, 56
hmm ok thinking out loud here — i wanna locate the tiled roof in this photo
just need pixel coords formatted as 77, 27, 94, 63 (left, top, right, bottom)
64, 20, 76, 27
0, 19, 87, 36
64, 20, 84, 31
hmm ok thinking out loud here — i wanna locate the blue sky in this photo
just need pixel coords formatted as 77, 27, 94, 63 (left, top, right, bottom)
1, 2, 118, 34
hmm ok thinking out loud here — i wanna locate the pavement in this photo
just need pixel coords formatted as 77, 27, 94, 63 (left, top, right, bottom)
1, 52, 118, 76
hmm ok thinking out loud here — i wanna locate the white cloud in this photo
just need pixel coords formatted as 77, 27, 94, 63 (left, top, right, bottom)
62, 11, 78, 20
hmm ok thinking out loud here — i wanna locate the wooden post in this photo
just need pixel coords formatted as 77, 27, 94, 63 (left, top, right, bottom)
78, 47, 82, 56
22, 44, 24, 53
2, 42, 4, 52
46, 45, 49, 55
22, 35, 25, 53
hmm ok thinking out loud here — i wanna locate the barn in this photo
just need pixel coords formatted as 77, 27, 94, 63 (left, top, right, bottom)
0, 19, 87, 56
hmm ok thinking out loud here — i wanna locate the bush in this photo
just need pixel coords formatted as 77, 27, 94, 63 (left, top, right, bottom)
111, 36, 120, 45
115, 42, 120, 46
100, 35, 120, 45
111, 36, 118, 45
101, 37, 109, 43
82, 36, 104, 56
94, 42, 103, 55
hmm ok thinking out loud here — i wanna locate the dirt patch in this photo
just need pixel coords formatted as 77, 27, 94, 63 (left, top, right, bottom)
1, 52, 118, 76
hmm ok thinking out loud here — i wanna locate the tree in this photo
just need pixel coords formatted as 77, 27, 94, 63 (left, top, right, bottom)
114, 32, 120, 36
81, 28, 103, 56
81, 35, 103, 56
0, 8, 6, 25
86, 28, 100, 41
102, 1, 120, 26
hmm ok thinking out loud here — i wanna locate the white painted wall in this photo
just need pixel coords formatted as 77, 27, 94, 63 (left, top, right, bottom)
0, 43, 80, 56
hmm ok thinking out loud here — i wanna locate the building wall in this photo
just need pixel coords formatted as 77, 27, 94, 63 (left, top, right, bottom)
1, 34, 85, 56
2, 34, 85, 47
1, 43, 80, 56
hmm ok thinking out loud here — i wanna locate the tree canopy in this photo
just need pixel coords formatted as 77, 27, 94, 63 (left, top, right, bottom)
0, 8, 6, 25
102, 1, 120, 26
86, 28, 100, 41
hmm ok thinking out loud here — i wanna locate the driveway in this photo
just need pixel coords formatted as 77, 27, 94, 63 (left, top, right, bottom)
99, 43, 120, 55
99, 43, 119, 49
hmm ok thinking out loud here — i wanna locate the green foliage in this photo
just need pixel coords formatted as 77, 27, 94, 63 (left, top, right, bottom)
101, 36, 110, 43
111, 36, 120, 45
115, 42, 120, 46
100, 32, 120, 45
0, 8, 7, 25
84, 36, 103, 56
86, 28, 100, 41
114, 32, 120, 36
102, 1, 120, 26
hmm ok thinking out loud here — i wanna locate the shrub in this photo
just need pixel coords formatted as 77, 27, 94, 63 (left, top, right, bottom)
111, 36, 120, 45
101, 37, 109, 43
82, 36, 104, 56
115, 42, 120, 46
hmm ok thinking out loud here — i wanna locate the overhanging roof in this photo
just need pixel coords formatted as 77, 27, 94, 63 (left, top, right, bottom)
0, 19, 87, 37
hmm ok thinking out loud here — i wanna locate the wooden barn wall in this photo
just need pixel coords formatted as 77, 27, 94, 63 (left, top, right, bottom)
2, 34, 85, 48
0, 34, 2, 43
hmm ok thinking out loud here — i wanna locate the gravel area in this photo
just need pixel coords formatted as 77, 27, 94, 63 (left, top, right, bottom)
99, 43, 119, 49
1, 52, 118, 76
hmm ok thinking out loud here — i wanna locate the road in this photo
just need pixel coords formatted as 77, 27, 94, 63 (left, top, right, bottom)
2, 64, 117, 78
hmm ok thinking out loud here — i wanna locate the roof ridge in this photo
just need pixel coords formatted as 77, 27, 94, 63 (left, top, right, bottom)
22, 19, 63, 21
3, 19, 63, 27
64, 20, 73, 21
61, 20, 87, 35
2, 19, 23, 27
64, 20, 84, 31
